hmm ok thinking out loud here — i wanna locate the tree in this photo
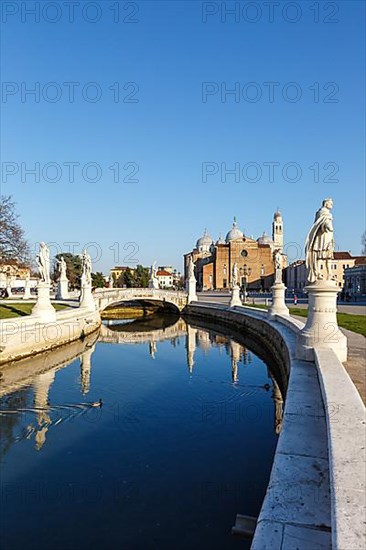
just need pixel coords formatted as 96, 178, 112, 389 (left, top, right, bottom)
134, 265, 149, 287
362, 231, 366, 256
0, 195, 31, 264
123, 267, 135, 288
92, 272, 106, 288
54, 253, 82, 288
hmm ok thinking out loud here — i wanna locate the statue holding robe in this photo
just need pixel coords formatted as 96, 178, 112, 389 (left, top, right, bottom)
305, 198, 334, 283
188, 255, 195, 279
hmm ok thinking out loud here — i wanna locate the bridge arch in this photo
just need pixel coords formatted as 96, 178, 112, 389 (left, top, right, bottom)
94, 288, 189, 314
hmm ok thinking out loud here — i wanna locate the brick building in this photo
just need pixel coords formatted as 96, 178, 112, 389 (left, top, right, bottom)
184, 211, 285, 291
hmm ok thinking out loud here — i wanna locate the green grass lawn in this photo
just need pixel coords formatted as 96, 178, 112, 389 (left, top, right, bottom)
244, 303, 366, 337
0, 302, 69, 319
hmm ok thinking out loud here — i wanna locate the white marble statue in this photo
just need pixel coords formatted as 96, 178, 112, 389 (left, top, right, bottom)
149, 261, 159, 289
81, 249, 92, 286
109, 274, 114, 288
274, 250, 283, 284
36, 242, 50, 284
57, 256, 67, 279
232, 262, 239, 288
305, 198, 334, 283
188, 255, 195, 279
150, 261, 157, 279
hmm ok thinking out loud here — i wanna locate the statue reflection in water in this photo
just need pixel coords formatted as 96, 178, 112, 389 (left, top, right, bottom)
80, 344, 96, 395
32, 370, 55, 450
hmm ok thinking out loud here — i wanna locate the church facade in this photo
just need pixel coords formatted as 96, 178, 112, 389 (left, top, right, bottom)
184, 211, 286, 291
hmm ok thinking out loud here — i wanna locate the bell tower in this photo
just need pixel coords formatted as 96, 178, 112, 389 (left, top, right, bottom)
272, 209, 283, 251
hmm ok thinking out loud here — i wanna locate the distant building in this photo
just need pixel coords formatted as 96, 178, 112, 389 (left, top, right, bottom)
0, 259, 31, 288
343, 259, 366, 300
183, 210, 285, 291
284, 260, 307, 292
110, 266, 136, 280
156, 269, 174, 288
158, 265, 174, 274
285, 252, 365, 291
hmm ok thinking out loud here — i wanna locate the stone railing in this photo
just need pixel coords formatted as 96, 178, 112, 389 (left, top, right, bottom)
0, 306, 101, 365
185, 301, 365, 550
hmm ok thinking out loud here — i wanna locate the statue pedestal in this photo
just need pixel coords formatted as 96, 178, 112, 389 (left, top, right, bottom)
32, 283, 56, 322
186, 277, 197, 303
79, 284, 95, 311
230, 285, 242, 307
296, 280, 347, 362
148, 278, 159, 289
268, 282, 289, 319
56, 278, 69, 300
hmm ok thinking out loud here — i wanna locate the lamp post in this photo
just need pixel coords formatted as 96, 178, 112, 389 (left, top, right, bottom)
241, 265, 252, 303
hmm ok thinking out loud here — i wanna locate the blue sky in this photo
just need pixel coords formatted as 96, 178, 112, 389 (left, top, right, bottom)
1, 0, 365, 272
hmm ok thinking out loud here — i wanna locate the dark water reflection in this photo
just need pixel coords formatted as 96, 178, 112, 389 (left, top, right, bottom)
0, 316, 282, 550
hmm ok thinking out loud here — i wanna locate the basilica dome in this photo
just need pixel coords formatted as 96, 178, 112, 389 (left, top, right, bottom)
196, 229, 214, 253
257, 232, 273, 246
225, 218, 244, 243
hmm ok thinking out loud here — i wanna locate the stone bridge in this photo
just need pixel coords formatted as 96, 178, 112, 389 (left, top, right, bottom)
93, 287, 189, 312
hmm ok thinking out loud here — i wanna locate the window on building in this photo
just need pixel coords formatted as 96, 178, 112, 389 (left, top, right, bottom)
223, 279, 227, 288
320, 264, 323, 270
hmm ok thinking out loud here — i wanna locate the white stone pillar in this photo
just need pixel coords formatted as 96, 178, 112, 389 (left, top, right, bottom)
32, 282, 56, 322
56, 277, 69, 300
296, 280, 347, 362
230, 285, 242, 307
23, 278, 31, 299
268, 282, 289, 319
186, 277, 197, 303
79, 283, 95, 311
6, 275, 13, 298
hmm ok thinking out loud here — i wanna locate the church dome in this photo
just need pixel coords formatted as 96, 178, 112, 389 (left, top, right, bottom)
216, 234, 225, 245
257, 231, 273, 246
273, 209, 282, 220
226, 218, 244, 243
196, 229, 213, 252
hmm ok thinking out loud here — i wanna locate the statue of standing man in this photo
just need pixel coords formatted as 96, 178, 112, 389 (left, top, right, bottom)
57, 256, 67, 280
188, 255, 195, 279
36, 242, 50, 284
232, 262, 239, 288
305, 198, 334, 284
274, 249, 283, 284
81, 249, 92, 286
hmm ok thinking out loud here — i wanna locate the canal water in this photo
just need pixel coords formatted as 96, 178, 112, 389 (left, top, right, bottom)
0, 315, 281, 550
